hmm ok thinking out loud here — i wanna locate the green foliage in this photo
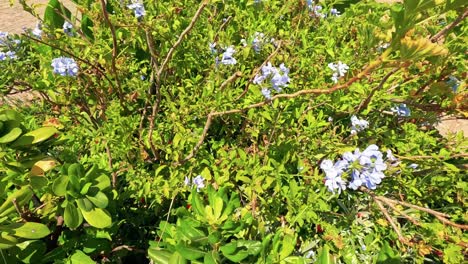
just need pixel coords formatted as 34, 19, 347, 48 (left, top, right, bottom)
0, 0, 466, 262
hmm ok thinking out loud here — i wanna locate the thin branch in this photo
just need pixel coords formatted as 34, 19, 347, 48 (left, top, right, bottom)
213, 16, 232, 43
236, 41, 283, 100
434, 214, 468, 230
374, 196, 450, 218
430, 8, 468, 43
105, 143, 118, 189
372, 196, 411, 245
175, 56, 385, 165
100, 0, 124, 102
111, 245, 145, 254
355, 67, 400, 112
382, 199, 421, 226
156, 0, 208, 80
220, 71, 243, 91
396, 153, 468, 161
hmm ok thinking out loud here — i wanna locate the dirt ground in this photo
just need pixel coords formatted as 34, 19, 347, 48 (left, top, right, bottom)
0, 0, 466, 137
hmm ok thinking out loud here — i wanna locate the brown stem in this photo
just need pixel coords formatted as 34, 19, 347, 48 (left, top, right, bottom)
220, 71, 243, 91
355, 67, 400, 112
105, 143, 118, 189
213, 16, 232, 43
175, 56, 384, 165
372, 196, 411, 245
47, 215, 64, 251
430, 8, 468, 43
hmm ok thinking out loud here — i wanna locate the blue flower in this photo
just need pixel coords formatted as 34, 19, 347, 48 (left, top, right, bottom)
446, 75, 460, 93
32, 23, 43, 39
328, 61, 349, 83
63, 21, 73, 36
128, 1, 146, 19
51, 57, 79, 77
252, 32, 265, 53
220, 46, 237, 65
350, 115, 369, 134
192, 175, 205, 192
321, 159, 347, 194
330, 8, 340, 16
391, 103, 411, 117
254, 62, 290, 99
0, 51, 16, 61
261, 88, 271, 100
209, 42, 217, 54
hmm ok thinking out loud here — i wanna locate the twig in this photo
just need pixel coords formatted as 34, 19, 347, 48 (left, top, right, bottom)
213, 16, 232, 43
156, 0, 208, 80
382, 199, 421, 226
220, 71, 243, 91
430, 8, 468, 43
147, 0, 208, 160
372, 196, 411, 245
105, 143, 118, 189
175, 56, 385, 165
100, 0, 124, 103
157, 196, 176, 245
434, 214, 468, 230
396, 153, 468, 161
235, 41, 283, 100
111, 245, 145, 254
12, 198, 22, 217
355, 67, 400, 112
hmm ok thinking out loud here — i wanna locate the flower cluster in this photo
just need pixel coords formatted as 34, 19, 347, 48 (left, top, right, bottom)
330, 8, 341, 16
446, 75, 460, 93
63, 21, 73, 36
350, 115, 369, 134
0, 31, 19, 61
128, 0, 146, 19
184, 175, 205, 192
253, 62, 290, 99
321, 145, 393, 194
391, 103, 411, 117
307, 1, 326, 18
51, 57, 79, 77
252, 32, 266, 53
328, 61, 349, 83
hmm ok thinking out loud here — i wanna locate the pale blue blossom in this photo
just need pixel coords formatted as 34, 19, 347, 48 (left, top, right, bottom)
350, 115, 369, 134
128, 0, 146, 19
446, 75, 460, 93
51, 57, 79, 76
209, 42, 217, 54
254, 62, 290, 99
63, 21, 73, 36
321, 159, 347, 194
330, 8, 340, 16
32, 23, 43, 39
0, 51, 16, 61
252, 32, 265, 53
220, 46, 237, 65
193, 175, 205, 192
328, 61, 349, 83
391, 103, 411, 117
261, 88, 271, 100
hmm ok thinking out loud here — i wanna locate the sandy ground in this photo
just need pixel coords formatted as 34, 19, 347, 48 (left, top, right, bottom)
0, 0, 466, 137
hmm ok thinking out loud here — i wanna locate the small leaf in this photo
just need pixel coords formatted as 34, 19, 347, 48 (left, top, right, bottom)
30, 158, 58, 176
175, 244, 204, 261
148, 247, 172, 264
70, 250, 95, 264
6, 222, 51, 239
86, 191, 109, 208
0, 127, 22, 144
81, 208, 112, 228
64, 203, 83, 229
11, 127, 58, 147
52, 175, 69, 196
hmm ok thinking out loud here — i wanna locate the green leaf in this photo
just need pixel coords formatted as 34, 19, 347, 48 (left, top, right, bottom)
76, 198, 95, 212
5, 222, 51, 239
69, 250, 95, 264
175, 244, 204, 261
191, 191, 205, 217
43, 0, 71, 30
204, 251, 220, 264
0, 186, 33, 217
64, 203, 83, 229
317, 244, 332, 264
0, 232, 18, 249
11, 127, 58, 148
220, 241, 237, 255
52, 175, 69, 196
148, 247, 172, 264
86, 191, 109, 209
169, 251, 187, 264
81, 208, 112, 228
376, 242, 400, 264
280, 234, 296, 260
81, 15, 94, 40
68, 163, 84, 190
0, 127, 22, 143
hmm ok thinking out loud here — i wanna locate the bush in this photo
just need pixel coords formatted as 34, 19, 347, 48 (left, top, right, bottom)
0, 0, 466, 263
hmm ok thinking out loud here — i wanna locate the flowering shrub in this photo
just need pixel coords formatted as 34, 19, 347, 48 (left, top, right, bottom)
0, 0, 467, 263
